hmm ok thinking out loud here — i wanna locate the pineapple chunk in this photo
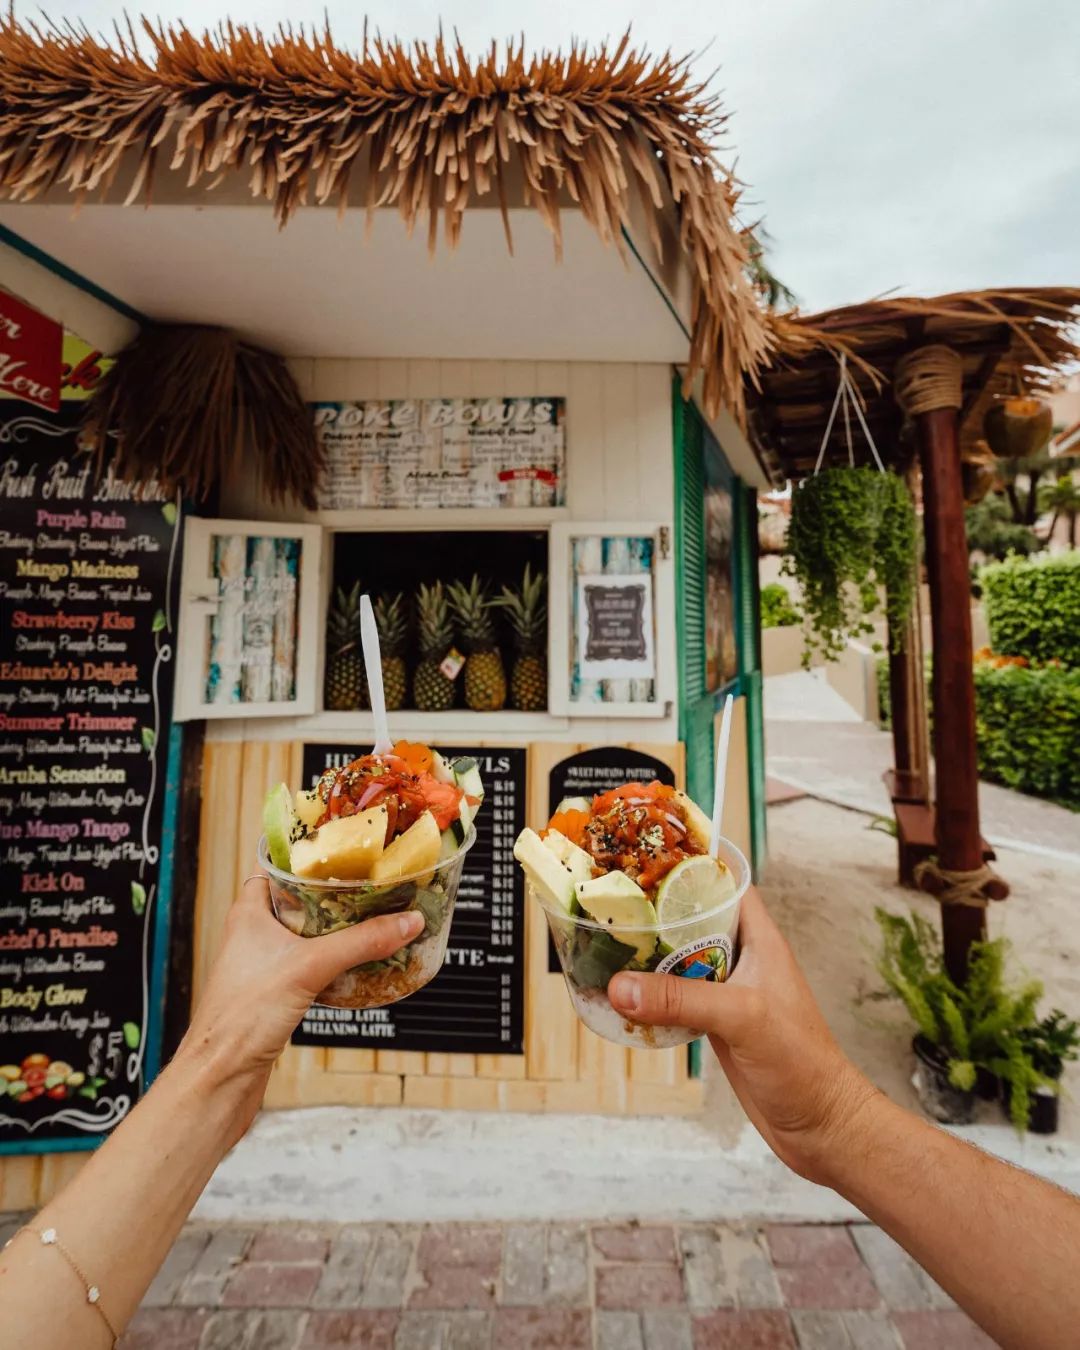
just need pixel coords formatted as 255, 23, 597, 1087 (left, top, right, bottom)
295, 788, 324, 832
369, 810, 441, 884
290, 806, 388, 881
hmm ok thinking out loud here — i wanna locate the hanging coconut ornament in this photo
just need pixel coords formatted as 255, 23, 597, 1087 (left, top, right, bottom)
81, 325, 324, 506
961, 440, 999, 506
983, 396, 1052, 461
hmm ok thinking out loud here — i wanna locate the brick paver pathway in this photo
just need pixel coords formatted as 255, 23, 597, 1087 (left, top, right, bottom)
2, 1215, 998, 1348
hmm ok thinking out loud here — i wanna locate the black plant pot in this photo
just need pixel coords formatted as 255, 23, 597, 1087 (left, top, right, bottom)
912, 1035, 976, 1125
975, 1065, 1001, 1102
1003, 1083, 1059, 1135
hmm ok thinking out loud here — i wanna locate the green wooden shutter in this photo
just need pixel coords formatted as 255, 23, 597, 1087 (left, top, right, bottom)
672, 380, 714, 809
734, 485, 767, 872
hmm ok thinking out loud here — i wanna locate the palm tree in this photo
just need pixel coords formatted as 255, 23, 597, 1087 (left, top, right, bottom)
1038, 474, 1080, 547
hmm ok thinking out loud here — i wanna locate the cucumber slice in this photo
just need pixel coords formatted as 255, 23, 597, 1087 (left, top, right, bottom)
555, 795, 591, 815
452, 757, 484, 800
451, 756, 484, 834
262, 783, 297, 871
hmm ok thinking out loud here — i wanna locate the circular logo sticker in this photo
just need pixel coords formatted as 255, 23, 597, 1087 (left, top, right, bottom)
656, 934, 733, 982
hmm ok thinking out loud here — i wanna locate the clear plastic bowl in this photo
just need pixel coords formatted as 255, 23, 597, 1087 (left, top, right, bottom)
257, 828, 475, 1009
533, 836, 751, 1049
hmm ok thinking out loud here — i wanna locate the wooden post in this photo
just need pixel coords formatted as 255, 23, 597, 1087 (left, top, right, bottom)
917, 407, 987, 979
894, 346, 1007, 983
887, 590, 929, 804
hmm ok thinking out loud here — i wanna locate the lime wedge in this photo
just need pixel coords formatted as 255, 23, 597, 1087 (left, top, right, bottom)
262, 782, 297, 871
655, 856, 738, 943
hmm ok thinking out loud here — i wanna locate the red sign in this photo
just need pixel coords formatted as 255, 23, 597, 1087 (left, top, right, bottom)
0, 290, 62, 411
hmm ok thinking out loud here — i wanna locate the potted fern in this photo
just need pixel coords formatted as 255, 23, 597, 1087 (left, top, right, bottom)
1007, 1011, 1080, 1135
874, 910, 1043, 1126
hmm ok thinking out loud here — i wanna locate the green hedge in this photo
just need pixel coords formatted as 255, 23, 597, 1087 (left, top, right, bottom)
877, 659, 1080, 810
980, 553, 1080, 669
761, 582, 800, 628
974, 663, 1080, 809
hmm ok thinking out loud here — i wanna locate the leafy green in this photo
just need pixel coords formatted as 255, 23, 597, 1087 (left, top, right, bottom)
875, 908, 1058, 1130
877, 657, 1080, 810
161, 501, 178, 525
760, 583, 800, 629
1019, 1010, 1080, 1080
980, 552, 1080, 669
141, 726, 156, 752
571, 930, 638, 990
412, 886, 448, 937
151, 609, 167, 633
131, 881, 147, 916
783, 467, 916, 667
122, 1022, 141, 1050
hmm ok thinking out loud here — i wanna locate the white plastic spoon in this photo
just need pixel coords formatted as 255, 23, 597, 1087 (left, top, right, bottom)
709, 693, 735, 858
359, 593, 394, 757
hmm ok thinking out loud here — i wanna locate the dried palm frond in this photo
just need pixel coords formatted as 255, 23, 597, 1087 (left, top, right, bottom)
751, 288, 1080, 483
81, 326, 323, 505
0, 19, 773, 421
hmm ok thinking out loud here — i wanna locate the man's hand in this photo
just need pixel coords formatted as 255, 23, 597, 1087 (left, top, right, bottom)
608, 886, 876, 1182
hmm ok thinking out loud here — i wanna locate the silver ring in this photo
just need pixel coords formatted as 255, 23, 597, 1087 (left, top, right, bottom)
243, 873, 269, 886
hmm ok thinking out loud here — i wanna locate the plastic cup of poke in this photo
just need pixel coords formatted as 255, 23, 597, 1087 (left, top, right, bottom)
257, 828, 475, 1008
258, 742, 484, 1009
514, 782, 751, 1049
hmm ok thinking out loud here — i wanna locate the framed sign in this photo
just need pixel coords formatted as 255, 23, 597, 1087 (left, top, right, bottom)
549, 521, 674, 717
292, 743, 526, 1055
0, 403, 181, 1150
313, 397, 566, 510
175, 519, 322, 720
577, 574, 656, 680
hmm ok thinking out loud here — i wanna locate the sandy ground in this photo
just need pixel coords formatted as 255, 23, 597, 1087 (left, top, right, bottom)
758, 795, 1080, 1133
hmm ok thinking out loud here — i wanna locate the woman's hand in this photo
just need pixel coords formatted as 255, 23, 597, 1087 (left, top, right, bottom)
608, 886, 877, 1183
175, 877, 423, 1143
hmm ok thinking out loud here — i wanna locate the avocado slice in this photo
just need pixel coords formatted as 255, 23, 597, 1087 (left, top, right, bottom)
575, 872, 658, 965
513, 827, 576, 915
543, 829, 595, 887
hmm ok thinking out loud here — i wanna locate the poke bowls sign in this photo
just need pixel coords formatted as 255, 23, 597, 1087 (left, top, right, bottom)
313, 397, 566, 510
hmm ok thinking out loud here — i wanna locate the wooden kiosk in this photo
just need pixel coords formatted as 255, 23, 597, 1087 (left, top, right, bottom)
0, 28, 774, 1206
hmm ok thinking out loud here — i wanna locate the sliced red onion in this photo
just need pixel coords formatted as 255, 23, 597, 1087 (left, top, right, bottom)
357, 780, 386, 812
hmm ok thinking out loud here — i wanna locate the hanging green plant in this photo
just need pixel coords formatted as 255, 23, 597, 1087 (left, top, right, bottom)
783, 466, 916, 667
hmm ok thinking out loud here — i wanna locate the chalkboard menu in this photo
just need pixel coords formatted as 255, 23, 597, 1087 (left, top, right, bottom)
547, 747, 676, 972
0, 403, 181, 1148
292, 744, 526, 1055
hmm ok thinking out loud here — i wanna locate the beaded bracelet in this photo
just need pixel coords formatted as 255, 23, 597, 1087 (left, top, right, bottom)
6, 1226, 118, 1347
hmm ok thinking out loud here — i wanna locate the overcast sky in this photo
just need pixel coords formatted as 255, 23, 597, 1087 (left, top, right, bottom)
16, 0, 1079, 312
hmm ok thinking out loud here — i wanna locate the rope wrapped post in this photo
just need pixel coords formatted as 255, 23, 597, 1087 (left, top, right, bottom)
893, 345, 1009, 983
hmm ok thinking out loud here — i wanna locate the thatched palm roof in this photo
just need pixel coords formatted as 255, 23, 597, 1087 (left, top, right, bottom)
751, 288, 1080, 483
0, 19, 772, 420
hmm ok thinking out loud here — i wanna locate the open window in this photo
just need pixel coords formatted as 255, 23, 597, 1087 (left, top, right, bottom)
322, 529, 549, 714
